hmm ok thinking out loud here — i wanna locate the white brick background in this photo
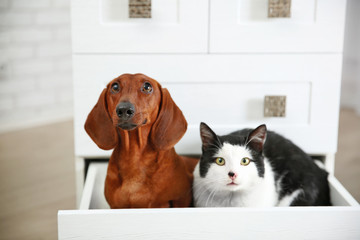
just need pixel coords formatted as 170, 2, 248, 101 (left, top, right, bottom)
0, 0, 73, 132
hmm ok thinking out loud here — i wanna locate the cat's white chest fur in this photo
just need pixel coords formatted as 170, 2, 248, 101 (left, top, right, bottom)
193, 143, 279, 207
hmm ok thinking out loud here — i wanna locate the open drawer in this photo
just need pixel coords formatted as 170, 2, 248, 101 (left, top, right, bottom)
58, 163, 360, 239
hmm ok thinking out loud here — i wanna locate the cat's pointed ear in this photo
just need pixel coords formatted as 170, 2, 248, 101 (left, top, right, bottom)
246, 124, 267, 152
200, 122, 220, 150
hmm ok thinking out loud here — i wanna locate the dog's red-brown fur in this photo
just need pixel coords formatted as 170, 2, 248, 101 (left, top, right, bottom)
85, 73, 198, 208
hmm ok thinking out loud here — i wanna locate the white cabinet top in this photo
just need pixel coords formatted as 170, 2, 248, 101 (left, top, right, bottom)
71, 0, 209, 53
210, 0, 346, 53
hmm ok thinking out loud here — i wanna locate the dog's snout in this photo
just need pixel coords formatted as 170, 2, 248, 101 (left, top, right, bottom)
116, 102, 135, 120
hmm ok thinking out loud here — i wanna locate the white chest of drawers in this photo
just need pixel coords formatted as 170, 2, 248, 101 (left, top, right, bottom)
59, 0, 360, 239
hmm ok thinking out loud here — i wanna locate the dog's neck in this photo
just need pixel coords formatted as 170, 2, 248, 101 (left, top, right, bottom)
116, 125, 152, 153
113, 125, 172, 175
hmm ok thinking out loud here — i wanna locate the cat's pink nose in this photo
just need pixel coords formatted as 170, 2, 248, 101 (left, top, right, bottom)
228, 171, 237, 180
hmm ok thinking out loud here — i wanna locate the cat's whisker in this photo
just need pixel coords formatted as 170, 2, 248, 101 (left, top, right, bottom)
193, 180, 213, 196
210, 186, 221, 206
193, 178, 219, 187
193, 180, 218, 199
205, 187, 218, 207
194, 177, 225, 206
196, 188, 209, 203
244, 135, 250, 147
215, 135, 223, 148
193, 186, 207, 198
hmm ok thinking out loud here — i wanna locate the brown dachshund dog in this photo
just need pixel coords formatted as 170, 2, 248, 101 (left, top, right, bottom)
85, 73, 198, 208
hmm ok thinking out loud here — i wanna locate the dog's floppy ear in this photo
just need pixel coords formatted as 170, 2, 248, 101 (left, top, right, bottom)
150, 88, 187, 151
85, 88, 117, 150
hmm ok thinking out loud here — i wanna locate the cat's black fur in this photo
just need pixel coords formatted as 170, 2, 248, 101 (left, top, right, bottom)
199, 124, 331, 206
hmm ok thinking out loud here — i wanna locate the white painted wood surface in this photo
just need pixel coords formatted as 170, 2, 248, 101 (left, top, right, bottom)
79, 163, 109, 210
73, 54, 342, 158
210, 0, 346, 53
67, 2, 356, 239
75, 157, 85, 207
59, 207, 360, 239
71, 0, 209, 53
60, 163, 360, 240
81, 163, 360, 209
59, 207, 360, 240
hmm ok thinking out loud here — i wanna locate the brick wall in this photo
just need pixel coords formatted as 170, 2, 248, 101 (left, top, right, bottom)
0, 0, 73, 132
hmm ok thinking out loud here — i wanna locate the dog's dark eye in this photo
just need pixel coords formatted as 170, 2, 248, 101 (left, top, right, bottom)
111, 83, 120, 93
142, 82, 153, 94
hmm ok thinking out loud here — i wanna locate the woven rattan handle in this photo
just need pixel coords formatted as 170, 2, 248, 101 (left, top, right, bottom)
268, 0, 291, 18
129, 0, 151, 18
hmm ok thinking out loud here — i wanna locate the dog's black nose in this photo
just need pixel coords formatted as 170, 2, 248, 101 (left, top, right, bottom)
116, 102, 135, 120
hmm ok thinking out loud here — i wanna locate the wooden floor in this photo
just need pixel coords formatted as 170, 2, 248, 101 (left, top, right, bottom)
0, 121, 76, 240
335, 108, 360, 202
0, 108, 359, 239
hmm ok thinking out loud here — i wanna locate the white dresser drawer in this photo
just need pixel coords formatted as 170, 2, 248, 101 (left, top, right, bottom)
210, 0, 346, 53
58, 163, 360, 240
73, 54, 342, 157
164, 82, 310, 126
71, 0, 208, 53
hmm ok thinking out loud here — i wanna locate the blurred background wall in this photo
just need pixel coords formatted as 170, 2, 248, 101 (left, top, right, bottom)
0, 0, 359, 133
341, 0, 360, 115
0, 0, 73, 132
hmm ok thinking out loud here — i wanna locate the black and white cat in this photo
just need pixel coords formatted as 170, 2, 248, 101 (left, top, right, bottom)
193, 123, 331, 207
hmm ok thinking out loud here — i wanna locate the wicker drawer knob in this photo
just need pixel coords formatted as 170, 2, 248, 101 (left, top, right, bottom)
129, 0, 151, 18
264, 96, 286, 117
268, 0, 291, 18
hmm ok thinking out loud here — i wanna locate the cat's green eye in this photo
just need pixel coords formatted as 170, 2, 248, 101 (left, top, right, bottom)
215, 157, 225, 166
241, 157, 251, 166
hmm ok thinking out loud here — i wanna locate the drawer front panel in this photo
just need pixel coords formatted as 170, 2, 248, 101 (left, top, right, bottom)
59, 207, 360, 240
59, 163, 359, 240
71, 0, 208, 53
210, 0, 346, 53
80, 163, 360, 210
73, 54, 342, 157
164, 82, 310, 126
